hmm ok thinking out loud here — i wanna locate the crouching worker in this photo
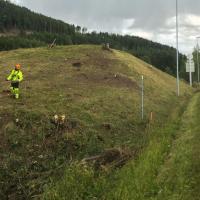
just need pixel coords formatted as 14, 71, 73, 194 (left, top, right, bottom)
6, 64, 23, 99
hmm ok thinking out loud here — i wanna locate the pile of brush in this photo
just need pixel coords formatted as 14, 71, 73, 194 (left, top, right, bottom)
82, 148, 136, 171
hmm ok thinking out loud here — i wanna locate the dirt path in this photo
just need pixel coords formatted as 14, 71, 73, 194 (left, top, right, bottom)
155, 93, 200, 200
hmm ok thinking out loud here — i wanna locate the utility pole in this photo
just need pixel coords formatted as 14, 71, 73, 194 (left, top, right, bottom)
189, 60, 192, 87
196, 37, 200, 82
176, 0, 180, 96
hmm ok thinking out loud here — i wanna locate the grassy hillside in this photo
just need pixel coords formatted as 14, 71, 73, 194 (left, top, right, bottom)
0, 45, 191, 199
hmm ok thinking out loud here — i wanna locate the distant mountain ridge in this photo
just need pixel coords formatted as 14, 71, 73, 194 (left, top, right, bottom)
0, 0, 187, 79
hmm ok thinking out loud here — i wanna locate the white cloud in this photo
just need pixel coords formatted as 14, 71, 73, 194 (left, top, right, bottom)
10, 0, 21, 5
184, 14, 200, 27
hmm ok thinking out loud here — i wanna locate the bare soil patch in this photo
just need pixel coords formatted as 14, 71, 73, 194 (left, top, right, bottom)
77, 72, 139, 89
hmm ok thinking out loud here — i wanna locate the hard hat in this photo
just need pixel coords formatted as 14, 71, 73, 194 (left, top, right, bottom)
15, 64, 21, 70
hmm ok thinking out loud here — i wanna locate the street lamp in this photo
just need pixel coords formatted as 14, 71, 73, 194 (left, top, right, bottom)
176, 0, 180, 96
196, 36, 200, 82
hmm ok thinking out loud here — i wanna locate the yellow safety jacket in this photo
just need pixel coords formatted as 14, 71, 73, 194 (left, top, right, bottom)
7, 69, 23, 82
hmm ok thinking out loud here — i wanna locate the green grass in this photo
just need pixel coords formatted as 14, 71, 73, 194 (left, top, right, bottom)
154, 93, 200, 200
42, 98, 187, 200
0, 45, 192, 199
102, 106, 185, 200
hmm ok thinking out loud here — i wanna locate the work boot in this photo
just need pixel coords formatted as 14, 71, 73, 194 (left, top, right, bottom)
14, 88, 20, 99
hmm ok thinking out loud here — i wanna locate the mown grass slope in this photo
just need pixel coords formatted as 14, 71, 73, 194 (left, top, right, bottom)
0, 45, 192, 199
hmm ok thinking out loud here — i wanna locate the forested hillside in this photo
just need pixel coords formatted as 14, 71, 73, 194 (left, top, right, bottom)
0, 0, 187, 78
0, 0, 75, 34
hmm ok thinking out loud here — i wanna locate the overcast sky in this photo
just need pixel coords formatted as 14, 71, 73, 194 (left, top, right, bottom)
11, 0, 200, 54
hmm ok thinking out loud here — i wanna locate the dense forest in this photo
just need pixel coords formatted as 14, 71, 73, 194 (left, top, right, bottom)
0, 0, 187, 78
0, 0, 75, 34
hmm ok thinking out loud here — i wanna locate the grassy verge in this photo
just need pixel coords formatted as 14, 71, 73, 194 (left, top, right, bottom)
155, 93, 200, 200
42, 95, 190, 200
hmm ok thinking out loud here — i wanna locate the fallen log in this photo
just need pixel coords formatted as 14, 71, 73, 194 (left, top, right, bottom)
81, 148, 134, 170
